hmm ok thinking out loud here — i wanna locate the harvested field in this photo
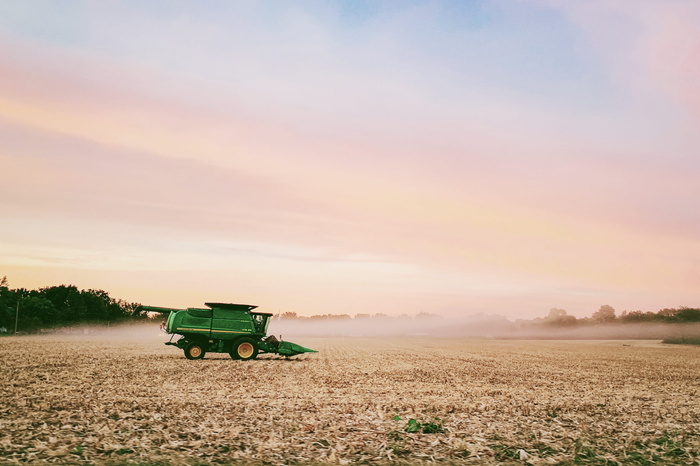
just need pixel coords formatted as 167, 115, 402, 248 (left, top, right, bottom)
1, 333, 699, 464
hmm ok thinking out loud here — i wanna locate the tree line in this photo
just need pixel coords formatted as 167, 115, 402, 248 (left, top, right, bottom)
1, 276, 698, 334
0, 277, 141, 334
275, 305, 700, 326
536, 304, 700, 327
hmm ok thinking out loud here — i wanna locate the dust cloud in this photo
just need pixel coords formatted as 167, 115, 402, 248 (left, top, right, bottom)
34, 321, 167, 343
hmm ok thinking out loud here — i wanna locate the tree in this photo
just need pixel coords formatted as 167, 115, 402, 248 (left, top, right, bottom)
545, 308, 577, 326
620, 310, 655, 323
0, 277, 11, 329
676, 307, 700, 322
0, 280, 139, 333
547, 308, 567, 319
118, 299, 142, 318
592, 305, 616, 323
16, 296, 57, 332
41, 285, 83, 324
657, 308, 679, 320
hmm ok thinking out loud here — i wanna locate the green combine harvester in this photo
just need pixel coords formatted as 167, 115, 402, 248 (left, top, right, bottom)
139, 302, 316, 360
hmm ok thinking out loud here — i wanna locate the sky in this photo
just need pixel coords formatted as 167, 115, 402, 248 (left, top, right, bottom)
1, 0, 699, 319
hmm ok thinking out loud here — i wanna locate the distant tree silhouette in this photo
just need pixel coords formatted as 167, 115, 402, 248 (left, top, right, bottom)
619, 310, 656, 323
676, 307, 700, 322
592, 305, 616, 323
545, 308, 577, 326
657, 308, 679, 320
547, 308, 567, 319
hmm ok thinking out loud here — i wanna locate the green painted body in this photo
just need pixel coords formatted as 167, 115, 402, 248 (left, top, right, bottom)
140, 302, 316, 360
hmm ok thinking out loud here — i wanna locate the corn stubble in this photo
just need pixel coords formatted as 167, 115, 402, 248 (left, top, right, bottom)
2, 336, 699, 464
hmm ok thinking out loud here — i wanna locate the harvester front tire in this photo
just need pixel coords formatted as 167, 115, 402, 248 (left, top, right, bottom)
184, 342, 206, 360
231, 338, 258, 361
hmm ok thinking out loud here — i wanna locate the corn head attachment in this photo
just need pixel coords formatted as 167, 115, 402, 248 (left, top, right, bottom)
138, 302, 317, 360
259, 335, 317, 357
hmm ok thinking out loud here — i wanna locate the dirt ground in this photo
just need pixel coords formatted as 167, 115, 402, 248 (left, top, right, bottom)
1, 332, 699, 464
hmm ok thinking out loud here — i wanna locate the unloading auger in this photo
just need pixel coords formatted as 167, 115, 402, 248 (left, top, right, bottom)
138, 302, 316, 360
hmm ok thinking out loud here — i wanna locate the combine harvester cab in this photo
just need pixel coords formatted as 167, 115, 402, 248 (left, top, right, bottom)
140, 302, 316, 360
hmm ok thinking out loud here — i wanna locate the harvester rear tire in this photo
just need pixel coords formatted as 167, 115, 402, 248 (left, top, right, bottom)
230, 338, 258, 361
184, 342, 206, 360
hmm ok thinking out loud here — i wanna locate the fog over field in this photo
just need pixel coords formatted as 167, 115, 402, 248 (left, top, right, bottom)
45, 317, 700, 344
271, 317, 700, 340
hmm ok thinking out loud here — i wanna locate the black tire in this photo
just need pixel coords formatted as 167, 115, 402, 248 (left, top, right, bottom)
184, 342, 206, 360
230, 338, 258, 360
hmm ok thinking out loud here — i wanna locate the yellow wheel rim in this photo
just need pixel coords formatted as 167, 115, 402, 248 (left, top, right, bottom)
190, 347, 202, 358
238, 343, 254, 359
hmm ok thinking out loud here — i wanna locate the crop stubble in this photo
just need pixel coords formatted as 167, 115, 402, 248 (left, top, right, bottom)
1, 335, 699, 464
